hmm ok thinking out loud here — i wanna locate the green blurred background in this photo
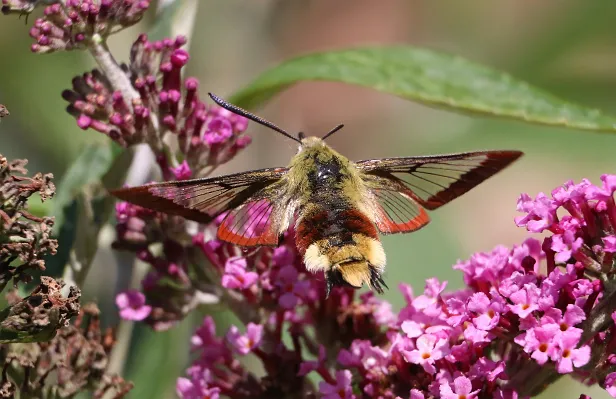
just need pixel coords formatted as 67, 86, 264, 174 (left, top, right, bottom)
2, 1, 616, 397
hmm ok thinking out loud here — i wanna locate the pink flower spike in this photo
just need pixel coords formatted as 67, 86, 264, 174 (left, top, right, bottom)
204, 117, 233, 145
176, 377, 220, 399
517, 326, 558, 365
399, 283, 414, 304
439, 376, 479, 399
410, 389, 425, 399
515, 192, 558, 233
401, 320, 423, 338
552, 333, 590, 373
402, 334, 449, 374
551, 229, 583, 263
604, 236, 616, 253
508, 284, 540, 319
601, 174, 616, 197
467, 292, 502, 331
298, 345, 326, 376
221, 256, 258, 290
543, 304, 585, 340
463, 324, 490, 344
276, 265, 310, 309
115, 290, 151, 321
604, 372, 616, 398
176, 366, 220, 399
170, 160, 192, 180
319, 370, 356, 399
226, 323, 263, 355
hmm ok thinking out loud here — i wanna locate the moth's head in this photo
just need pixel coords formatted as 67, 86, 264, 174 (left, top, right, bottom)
298, 135, 325, 151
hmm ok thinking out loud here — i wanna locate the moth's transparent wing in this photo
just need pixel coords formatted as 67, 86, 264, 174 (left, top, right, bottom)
357, 151, 522, 210
110, 167, 288, 225
358, 151, 522, 234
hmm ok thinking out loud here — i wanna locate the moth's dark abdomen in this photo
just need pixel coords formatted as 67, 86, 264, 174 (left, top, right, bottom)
295, 206, 377, 256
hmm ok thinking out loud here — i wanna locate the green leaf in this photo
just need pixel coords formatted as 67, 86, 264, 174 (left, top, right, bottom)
50, 143, 119, 233
229, 46, 616, 132
126, 321, 191, 399
148, 0, 184, 41
45, 143, 129, 282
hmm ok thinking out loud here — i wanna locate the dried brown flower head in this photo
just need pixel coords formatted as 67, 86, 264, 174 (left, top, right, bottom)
0, 154, 57, 291
0, 276, 80, 343
0, 301, 132, 398
0, 105, 8, 118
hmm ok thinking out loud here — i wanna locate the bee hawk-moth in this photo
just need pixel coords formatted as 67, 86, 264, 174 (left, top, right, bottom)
111, 93, 523, 297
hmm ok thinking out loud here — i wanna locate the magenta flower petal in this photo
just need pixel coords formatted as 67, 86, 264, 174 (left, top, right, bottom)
319, 370, 355, 399
115, 290, 151, 321
410, 389, 425, 399
605, 372, 616, 398
603, 236, 616, 253
226, 323, 263, 355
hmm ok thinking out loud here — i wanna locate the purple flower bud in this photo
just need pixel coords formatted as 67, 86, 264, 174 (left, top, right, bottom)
204, 118, 233, 146
170, 49, 189, 67
26, 0, 150, 53
76, 114, 92, 129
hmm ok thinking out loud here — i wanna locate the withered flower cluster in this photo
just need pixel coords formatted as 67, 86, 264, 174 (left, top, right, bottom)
0, 301, 132, 398
0, 277, 80, 344
0, 105, 9, 119
0, 154, 57, 292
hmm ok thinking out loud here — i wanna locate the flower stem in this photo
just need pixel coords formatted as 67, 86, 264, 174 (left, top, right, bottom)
107, 256, 150, 375
88, 36, 139, 111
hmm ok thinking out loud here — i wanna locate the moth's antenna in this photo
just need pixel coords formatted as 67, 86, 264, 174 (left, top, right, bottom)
209, 93, 301, 144
321, 124, 344, 141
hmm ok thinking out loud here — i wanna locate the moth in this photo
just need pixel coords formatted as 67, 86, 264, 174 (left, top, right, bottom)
112, 93, 523, 296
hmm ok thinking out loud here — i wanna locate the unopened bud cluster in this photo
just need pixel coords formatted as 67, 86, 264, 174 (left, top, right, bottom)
24, 0, 150, 53
63, 34, 250, 180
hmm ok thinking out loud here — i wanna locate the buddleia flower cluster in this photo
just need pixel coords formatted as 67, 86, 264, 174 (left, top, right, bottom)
26, 0, 149, 53
166, 176, 616, 399
62, 32, 250, 180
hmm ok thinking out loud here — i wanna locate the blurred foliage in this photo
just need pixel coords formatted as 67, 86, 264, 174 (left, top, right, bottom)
125, 319, 192, 399
2, 1, 616, 398
230, 46, 616, 133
